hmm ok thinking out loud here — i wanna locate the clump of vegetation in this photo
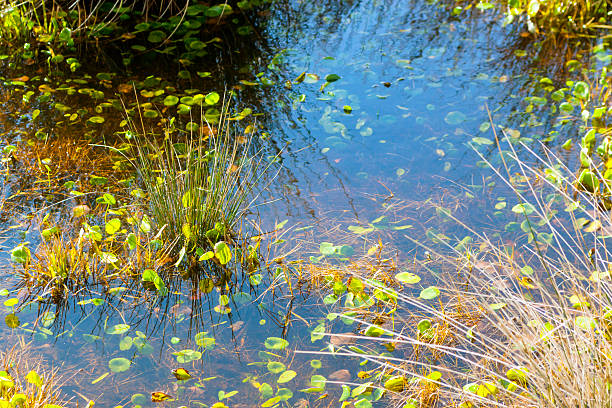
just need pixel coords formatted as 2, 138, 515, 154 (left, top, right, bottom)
13, 209, 171, 302
452, 0, 610, 37
0, 342, 66, 407
128, 101, 275, 255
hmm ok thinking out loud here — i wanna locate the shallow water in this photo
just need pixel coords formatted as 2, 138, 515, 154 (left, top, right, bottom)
0, 0, 607, 407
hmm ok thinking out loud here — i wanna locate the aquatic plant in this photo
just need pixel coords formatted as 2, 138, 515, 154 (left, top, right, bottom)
128, 100, 276, 254
452, 0, 610, 37
306, 132, 612, 408
0, 341, 66, 407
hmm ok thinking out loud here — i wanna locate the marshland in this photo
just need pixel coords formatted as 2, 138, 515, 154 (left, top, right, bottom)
0, 0, 609, 407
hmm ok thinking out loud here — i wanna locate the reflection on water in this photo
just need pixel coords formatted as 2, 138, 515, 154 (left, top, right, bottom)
0, 0, 607, 406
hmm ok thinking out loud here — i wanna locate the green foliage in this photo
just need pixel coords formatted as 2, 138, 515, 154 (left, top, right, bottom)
130, 102, 274, 254
454, 0, 610, 36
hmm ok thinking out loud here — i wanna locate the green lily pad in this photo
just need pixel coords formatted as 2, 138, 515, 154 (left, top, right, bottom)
109, 358, 131, 373
264, 337, 289, 350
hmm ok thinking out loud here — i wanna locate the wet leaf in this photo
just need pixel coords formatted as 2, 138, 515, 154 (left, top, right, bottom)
173, 349, 202, 363
151, 391, 173, 402
105, 218, 121, 235
109, 358, 131, 373
214, 241, 232, 265
147, 30, 166, 43
264, 337, 289, 350
26, 371, 42, 387
106, 324, 130, 335
277, 370, 297, 383
172, 368, 191, 381
419, 286, 440, 300
5, 314, 19, 328
395, 272, 421, 284
267, 361, 286, 374
205, 92, 220, 105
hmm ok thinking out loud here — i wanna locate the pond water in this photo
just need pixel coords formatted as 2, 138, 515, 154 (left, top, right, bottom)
0, 0, 607, 407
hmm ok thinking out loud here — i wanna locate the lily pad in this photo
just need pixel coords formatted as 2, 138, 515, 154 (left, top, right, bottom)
264, 337, 289, 350
444, 111, 466, 125
109, 358, 131, 373
419, 286, 440, 300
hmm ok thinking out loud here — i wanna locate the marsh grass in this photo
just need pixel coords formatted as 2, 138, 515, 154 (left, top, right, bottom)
9, 138, 120, 197
127, 100, 277, 254
305, 132, 612, 408
0, 340, 66, 407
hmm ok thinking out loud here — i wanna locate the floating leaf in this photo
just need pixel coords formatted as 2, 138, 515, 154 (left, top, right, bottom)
173, 349, 202, 363
419, 286, 440, 300
108, 358, 131, 373
10, 245, 30, 264
276, 388, 293, 401
310, 374, 326, 390
573, 81, 589, 100
395, 272, 421, 284
264, 337, 289, 350
277, 370, 297, 383
163, 95, 179, 106
355, 399, 372, 408
147, 30, 166, 43
194, 332, 216, 349
172, 368, 191, 381
90, 175, 108, 185
106, 324, 130, 335
151, 392, 173, 402
119, 336, 133, 351
88, 116, 105, 124
205, 92, 220, 105
267, 362, 285, 374
325, 74, 340, 82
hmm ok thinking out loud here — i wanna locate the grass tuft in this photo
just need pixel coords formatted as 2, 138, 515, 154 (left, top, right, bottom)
128, 100, 276, 254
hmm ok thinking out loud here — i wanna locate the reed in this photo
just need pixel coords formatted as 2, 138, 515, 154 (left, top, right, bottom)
129, 100, 276, 254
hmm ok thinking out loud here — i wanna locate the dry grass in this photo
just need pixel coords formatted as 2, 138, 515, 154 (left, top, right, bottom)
0, 339, 66, 408
9, 138, 121, 196
305, 132, 612, 408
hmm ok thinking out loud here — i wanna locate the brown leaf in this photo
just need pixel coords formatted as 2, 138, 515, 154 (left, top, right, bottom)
151, 391, 173, 402
117, 83, 133, 94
